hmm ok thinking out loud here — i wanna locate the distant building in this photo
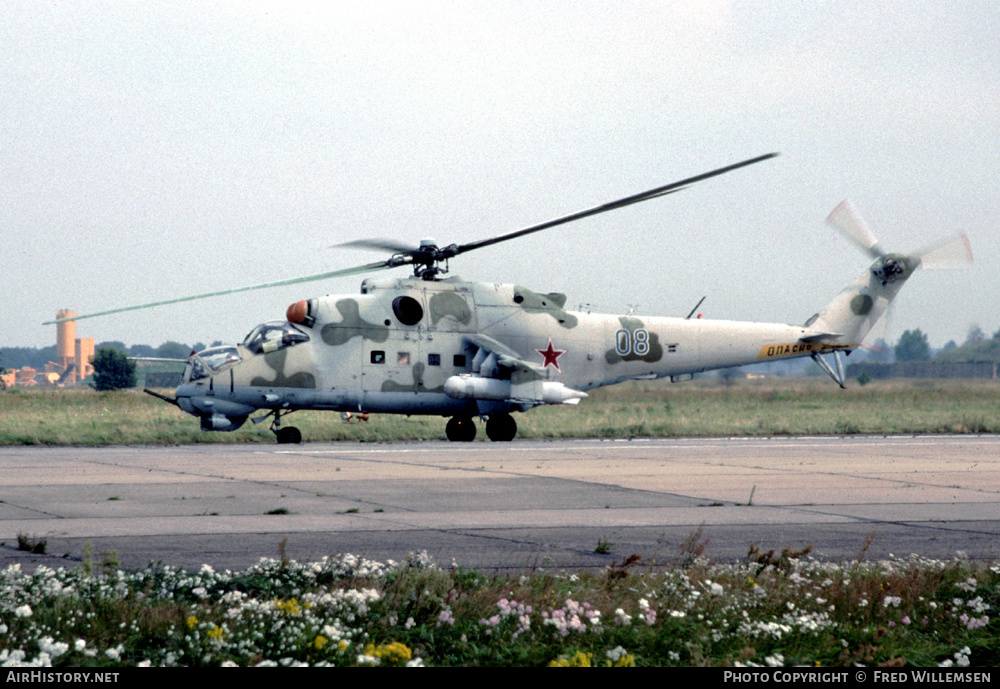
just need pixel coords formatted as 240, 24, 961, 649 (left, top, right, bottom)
8, 310, 94, 387
54, 309, 95, 384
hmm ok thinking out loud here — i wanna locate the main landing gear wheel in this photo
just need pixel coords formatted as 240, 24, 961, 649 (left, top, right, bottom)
446, 415, 476, 442
486, 412, 517, 442
261, 408, 302, 444
275, 426, 302, 444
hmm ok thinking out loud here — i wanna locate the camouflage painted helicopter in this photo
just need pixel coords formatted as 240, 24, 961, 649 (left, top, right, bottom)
51, 153, 971, 443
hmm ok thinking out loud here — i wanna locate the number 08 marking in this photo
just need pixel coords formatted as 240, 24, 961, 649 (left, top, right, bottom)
615, 328, 650, 356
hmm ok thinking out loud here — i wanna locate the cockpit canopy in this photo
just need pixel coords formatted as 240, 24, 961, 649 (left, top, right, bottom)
186, 345, 241, 382
184, 322, 310, 383
242, 321, 310, 355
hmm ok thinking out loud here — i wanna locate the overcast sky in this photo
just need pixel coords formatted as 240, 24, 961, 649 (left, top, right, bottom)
3, 1, 998, 350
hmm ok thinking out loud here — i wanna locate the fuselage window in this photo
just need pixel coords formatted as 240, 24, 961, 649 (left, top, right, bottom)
397, 352, 410, 365
453, 354, 466, 368
428, 353, 441, 366
371, 350, 386, 364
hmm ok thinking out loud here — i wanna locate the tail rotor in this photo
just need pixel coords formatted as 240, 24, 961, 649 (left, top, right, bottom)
826, 199, 885, 259
827, 199, 973, 270
808, 199, 974, 352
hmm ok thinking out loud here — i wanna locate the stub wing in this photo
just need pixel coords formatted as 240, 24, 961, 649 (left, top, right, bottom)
443, 334, 587, 406
463, 334, 546, 376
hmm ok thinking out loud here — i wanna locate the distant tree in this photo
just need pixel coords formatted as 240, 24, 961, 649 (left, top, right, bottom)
97, 340, 128, 353
127, 344, 156, 358
965, 325, 986, 346
895, 329, 930, 363
90, 347, 137, 391
865, 338, 893, 363
941, 340, 957, 353
156, 341, 192, 359
0, 346, 57, 370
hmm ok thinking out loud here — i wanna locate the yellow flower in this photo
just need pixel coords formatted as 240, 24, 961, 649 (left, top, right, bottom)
273, 598, 301, 615
358, 642, 413, 666
373, 641, 413, 666
607, 653, 635, 667
314, 635, 328, 651
186, 615, 198, 629
207, 624, 225, 641
549, 650, 593, 667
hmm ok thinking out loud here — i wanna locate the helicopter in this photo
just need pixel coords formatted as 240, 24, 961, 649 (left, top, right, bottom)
49, 153, 971, 443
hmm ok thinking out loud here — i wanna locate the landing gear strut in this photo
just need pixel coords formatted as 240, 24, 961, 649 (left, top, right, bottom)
445, 415, 476, 442
486, 412, 517, 442
253, 408, 302, 444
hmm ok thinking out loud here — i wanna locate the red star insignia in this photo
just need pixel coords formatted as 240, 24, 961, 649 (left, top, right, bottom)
537, 337, 566, 371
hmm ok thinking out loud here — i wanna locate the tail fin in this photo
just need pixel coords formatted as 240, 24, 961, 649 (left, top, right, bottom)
804, 200, 972, 348
804, 258, 912, 348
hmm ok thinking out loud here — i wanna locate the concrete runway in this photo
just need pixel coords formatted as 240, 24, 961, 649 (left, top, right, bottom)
2, 436, 999, 572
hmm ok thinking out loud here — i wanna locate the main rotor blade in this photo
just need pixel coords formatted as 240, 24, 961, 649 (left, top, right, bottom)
335, 238, 420, 254
44, 260, 392, 324
454, 152, 778, 256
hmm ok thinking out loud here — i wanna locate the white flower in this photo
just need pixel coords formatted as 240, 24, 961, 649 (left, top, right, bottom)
955, 646, 972, 667
606, 646, 629, 663
765, 652, 785, 667
38, 638, 69, 658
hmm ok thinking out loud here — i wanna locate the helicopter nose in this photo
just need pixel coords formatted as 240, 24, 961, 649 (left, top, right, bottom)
175, 384, 197, 415
175, 384, 255, 417
174, 383, 255, 432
